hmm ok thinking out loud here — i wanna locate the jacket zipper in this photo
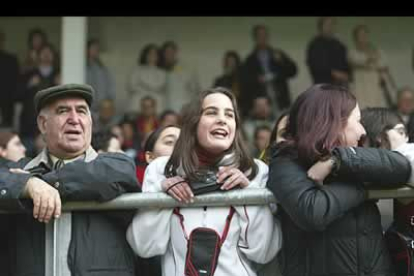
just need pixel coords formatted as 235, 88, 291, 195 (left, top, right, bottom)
203, 206, 207, 227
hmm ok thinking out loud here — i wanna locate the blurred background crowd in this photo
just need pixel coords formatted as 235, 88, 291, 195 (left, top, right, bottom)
1, 16, 414, 183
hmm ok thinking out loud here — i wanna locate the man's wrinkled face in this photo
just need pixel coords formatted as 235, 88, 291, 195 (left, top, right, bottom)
38, 97, 92, 158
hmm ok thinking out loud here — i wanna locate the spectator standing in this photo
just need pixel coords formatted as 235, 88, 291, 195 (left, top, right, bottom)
86, 38, 116, 114
158, 41, 200, 113
241, 24, 297, 116
306, 17, 350, 86
126, 44, 166, 113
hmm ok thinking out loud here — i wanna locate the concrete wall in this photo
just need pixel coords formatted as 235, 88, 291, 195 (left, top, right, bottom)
1, 16, 414, 113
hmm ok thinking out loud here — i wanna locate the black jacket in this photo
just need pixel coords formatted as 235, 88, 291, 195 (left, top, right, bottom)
240, 47, 297, 115
267, 146, 410, 276
306, 35, 350, 85
0, 157, 23, 276
0, 152, 141, 276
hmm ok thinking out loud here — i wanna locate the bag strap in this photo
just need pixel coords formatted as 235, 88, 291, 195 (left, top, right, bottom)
173, 207, 189, 240
220, 206, 235, 244
173, 206, 236, 244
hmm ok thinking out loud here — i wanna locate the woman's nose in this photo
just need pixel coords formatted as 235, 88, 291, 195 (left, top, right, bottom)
360, 125, 367, 136
216, 113, 226, 124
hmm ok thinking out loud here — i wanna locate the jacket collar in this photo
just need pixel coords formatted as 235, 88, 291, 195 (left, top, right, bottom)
24, 146, 98, 170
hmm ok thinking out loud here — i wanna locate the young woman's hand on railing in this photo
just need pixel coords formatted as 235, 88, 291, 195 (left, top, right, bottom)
217, 166, 249, 190
161, 176, 194, 203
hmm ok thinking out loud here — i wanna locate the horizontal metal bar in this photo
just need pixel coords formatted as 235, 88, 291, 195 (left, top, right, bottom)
62, 188, 276, 211
61, 185, 414, 211
2, 186, 414, 213
366, 185, 414, 199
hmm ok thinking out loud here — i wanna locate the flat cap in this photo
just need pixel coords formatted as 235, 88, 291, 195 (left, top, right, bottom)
34, 83, 95, 114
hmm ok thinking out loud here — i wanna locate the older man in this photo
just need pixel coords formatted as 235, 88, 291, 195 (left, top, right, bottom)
0, 84, 140, 276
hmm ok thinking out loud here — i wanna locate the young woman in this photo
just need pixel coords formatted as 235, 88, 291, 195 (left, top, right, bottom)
144, 125, 181, 164
267, 84, 410, 276
134, 125, 181, 276
356, 107, 414, 276
135, 125, 181, 184
260, 110, 289, 164
127, 87, 281, 276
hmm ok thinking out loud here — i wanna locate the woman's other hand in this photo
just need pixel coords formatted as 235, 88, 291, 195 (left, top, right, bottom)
161, 176, 194, 203
307, 158, 335, 185
217, 166, 250, 190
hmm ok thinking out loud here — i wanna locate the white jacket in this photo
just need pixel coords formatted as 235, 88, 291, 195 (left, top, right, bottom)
127, 156, 282, 276
395, 142, 414, 186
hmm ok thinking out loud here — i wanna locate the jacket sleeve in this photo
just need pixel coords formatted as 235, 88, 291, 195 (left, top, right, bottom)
0, 157, 35, 211
126, 157, 173, 258
237, 160, 282, 264
267, 154, 367, 232
127, 208, 173, 258
333, 147, 411, 187
0, 167, 32, 211
41, 152, 141, 202
275, 50, 298, 79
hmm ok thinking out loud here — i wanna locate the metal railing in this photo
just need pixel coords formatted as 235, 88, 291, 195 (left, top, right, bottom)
4, 185, 414, 276
61, 185, 414, 212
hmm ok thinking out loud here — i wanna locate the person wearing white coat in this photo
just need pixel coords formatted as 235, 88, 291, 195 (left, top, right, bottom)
127, 87, 282, 276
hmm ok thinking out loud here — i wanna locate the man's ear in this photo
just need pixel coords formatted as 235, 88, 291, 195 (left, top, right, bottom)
0, 146, 5, 158
145, 151, 155, 164
37, 114, 47, 135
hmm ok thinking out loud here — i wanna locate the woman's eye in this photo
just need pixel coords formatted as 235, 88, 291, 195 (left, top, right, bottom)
165, 140, 174, 146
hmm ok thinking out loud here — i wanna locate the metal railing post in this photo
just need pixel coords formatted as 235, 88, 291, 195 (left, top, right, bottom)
45, 213, 72, 276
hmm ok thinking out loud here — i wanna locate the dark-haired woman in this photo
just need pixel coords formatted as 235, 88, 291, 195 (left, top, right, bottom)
22, 28, 48, 73
267, 83, 411, 276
